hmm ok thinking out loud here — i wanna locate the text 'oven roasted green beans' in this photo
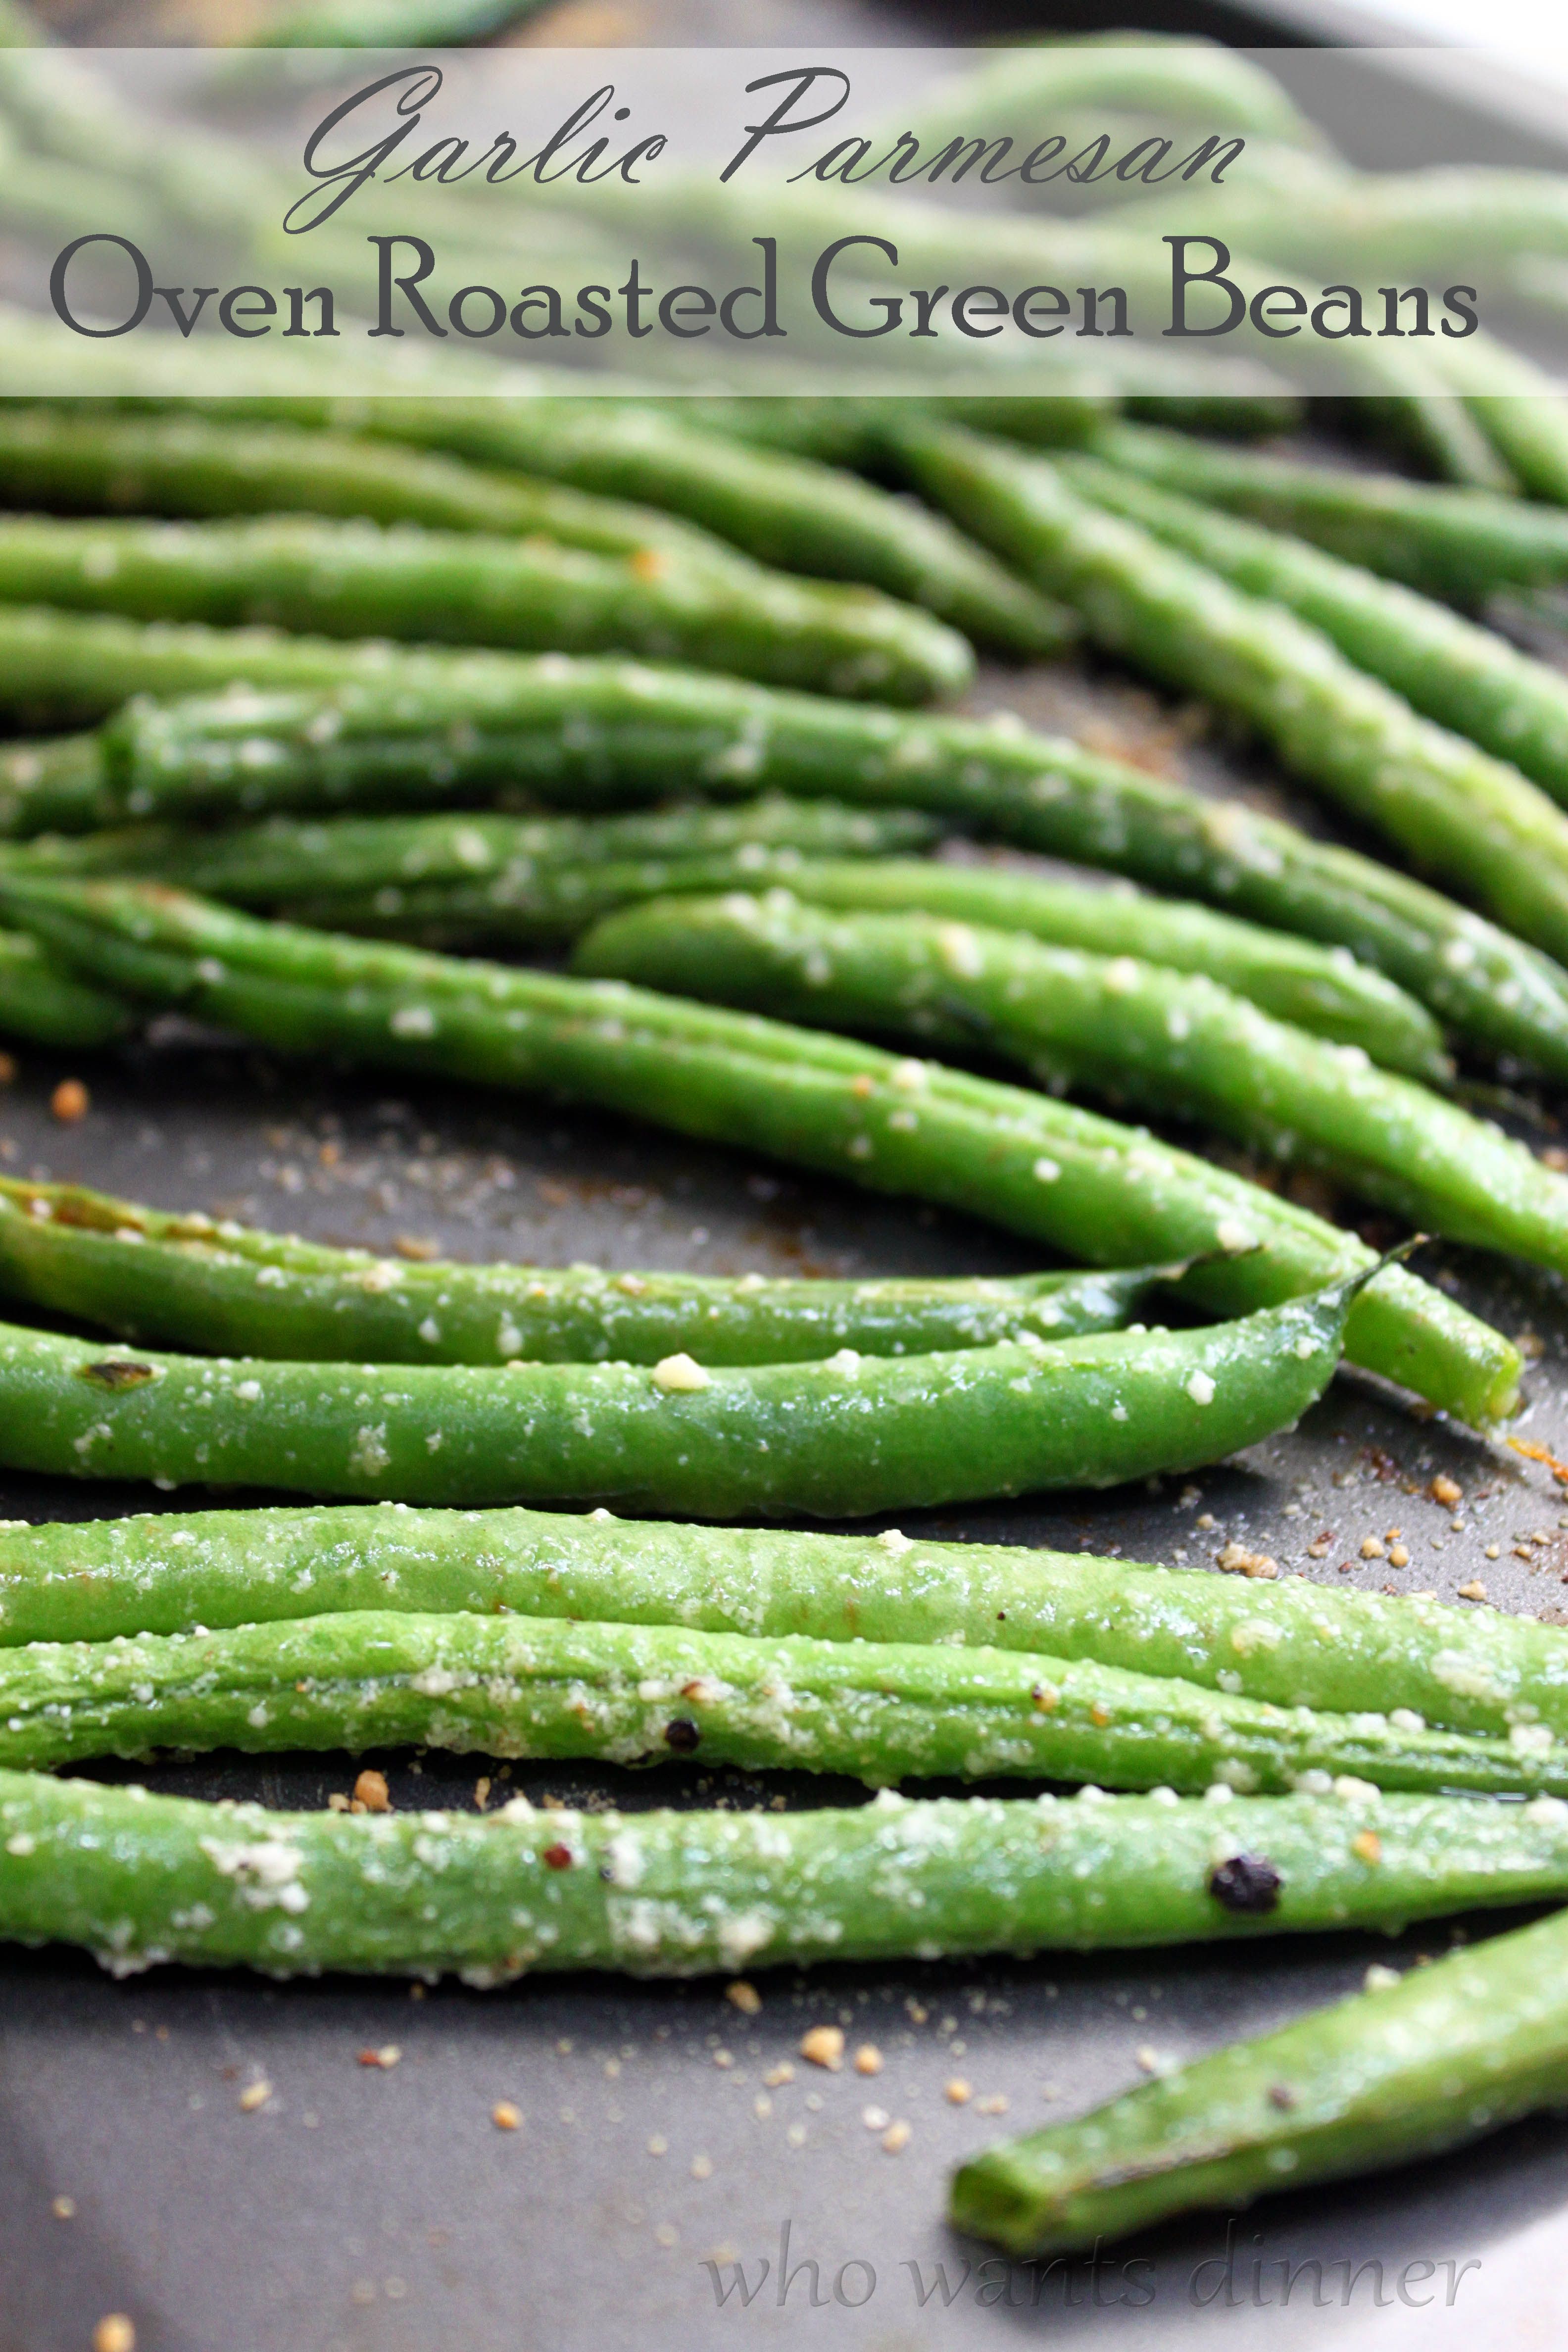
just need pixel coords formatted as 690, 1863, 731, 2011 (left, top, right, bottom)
896, 425, 1568, 970
0, 1176, 1162, 1366
577, 892, 1568, 1279
951, 1899, 1568, 2257
1066, 450, 1568, 818
3, 1502, 1565, 1750
69, 649, 1568, 1083
0, 514, 975, 704
4, 1605, 1566, 1803
2, 1775, 1564, 1984
0, 1265, 1367, 1513
0, 876, 1517, 1421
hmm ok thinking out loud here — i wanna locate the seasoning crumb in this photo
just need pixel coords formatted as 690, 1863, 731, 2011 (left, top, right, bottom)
881, 2121, 912, 2155
1351, 1830, 1384, 1866
353, 1768, 391, 1813
50, 1079, 89, 1124
763, 2063, 795, 2088
655, 2223, 679, 2248
394, 1234, 439, 1261
1134, 2046, 1165, 2076
799, 2025, 844, 2070
753, 2095, 772, 2120
646, 2135, 668, 2157
690, 2155, 713, 2181
327, 1792, 350, 1813
1458, 1580, 1490, 1603
1305, 1535, 1332, 1559
725, 1981, 762, 2016
1429, 1474, 1462, 1507
1268, 2083, 1298, 2111
975, 2095, 1010, 2115
1388, 1544, 1409, 1568
357, 2045, 401, 2069
1364, 1963, 1401, 1992
1486, 1544, 1502, 1560
473, 1777, 490, 1812
861, 2105, 890, 2131
238, 2079, 271, 2112
51, 2195, 75, 2220
785, 2123, 807, 2148
93, 2320, 135, 2352
712, 2050, 733, 2070
1359, 1536, 1386, 1560
491, 2102, 522, 2132
905, 1999, 929, 2024
1218, 1541, 1277, 1578
853, 2044, 883, 2076
0, 1053, 14, 1085
944, 2078, 973, 2106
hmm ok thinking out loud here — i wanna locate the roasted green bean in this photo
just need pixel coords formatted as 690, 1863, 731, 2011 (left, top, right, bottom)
0, 875, 1517, 1421
0, 1176, 1160, 1365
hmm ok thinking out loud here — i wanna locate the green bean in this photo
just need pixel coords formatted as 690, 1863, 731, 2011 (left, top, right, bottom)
126, 799, 946, 948
902, 32, 1328, 146
76, 805, 1445, 1077
0, 874, 1516, 1421
73, 655, 1568, 1083
0, 1249, 1369, 1512
0, 927, 129, 1047
898, 424, 1568, 968
1066, 450, 1568, 815
5, 1604, 1567, 1803
0, 1176, 1159, 1366
0, 515, 974, 704
252, 0, 547, 44
4, 1505, 1566, 1755
0, 407, 759, 572
576, 891, 1568, 1278
951, 1899, 1568, 2256
7, 1775, 1568, 1984
172, 396, 1070, 657
680, 859, 1447, 1080
1086, 422, 1568, 605
671, 395, 1107, 471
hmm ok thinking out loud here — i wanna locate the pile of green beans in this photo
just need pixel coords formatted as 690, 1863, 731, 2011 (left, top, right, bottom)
0, 874, 1517, 1422
897, 424, 1568, 969
953, 1900, 1568, 2256
0, 1500, 1558, 1746
578, 891, 1568, 1276
1, 627, 1556, 1079
165, 395, 1070, 655
0, 513, 977, 704
0, 1177, 1162, 1365
5, 1774, 1565, 1984
100, 808, 1444, 1077
0, 1263, 1368, 1514
3, 1604, 1565, 1803
1090, 422, 1568, 607
1067, 451, 1568, 816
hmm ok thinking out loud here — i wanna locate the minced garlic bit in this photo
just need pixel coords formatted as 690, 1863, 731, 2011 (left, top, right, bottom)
1388, 1544, 1410, 1568
353, 1768, 392, 1813
725, 1981, 762, 2016
492, 2102, 522, 2132
1360, 1536, 1386, 1560
852, 2044, 883, 2076
944, 2078, 973, 2106
881, 2121, 912, 2155
1429, 1474, 1462, 1507
1217, 1542, 1278, 1579
799, 2025, 844, 2071
651, 1352, 710, 1393
1457, 1579, 1490, 1603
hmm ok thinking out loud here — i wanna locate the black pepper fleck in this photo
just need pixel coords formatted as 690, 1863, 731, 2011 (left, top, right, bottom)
76, 1360, 158, 1389
1207, 1854, 1282, 1915
665, 1719, 701, 1753
541, 1843, 573, 1871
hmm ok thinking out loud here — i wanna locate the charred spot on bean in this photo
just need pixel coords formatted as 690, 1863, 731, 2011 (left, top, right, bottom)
1208, 1853, 1283, 1915
1268, 2083, 1298, 2110
75, 1359, 158, 1390
665, 1718, 701, 1754
541, 1842, 573, 1871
